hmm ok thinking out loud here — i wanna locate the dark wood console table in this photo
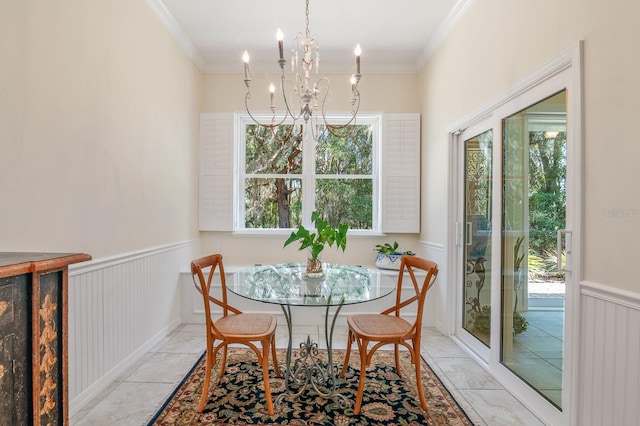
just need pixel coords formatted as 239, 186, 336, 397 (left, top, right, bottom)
0, 252, 91, 425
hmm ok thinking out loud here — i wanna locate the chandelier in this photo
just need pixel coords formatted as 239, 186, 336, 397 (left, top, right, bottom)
242, 0, 362, 140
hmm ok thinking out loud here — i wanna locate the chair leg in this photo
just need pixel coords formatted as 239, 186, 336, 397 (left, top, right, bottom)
261, 342, 275, 415
219, 344, 228, 379
413, 347, 428, 410
270, 334, 281, 377
394, 343, 403, 378
197, 348, 214, 412
340, 329, 354, 378
353, 337, 368, 415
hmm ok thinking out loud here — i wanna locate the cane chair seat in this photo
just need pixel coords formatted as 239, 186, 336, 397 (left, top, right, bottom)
216, 313, 276, 336
347, 314, 413, 337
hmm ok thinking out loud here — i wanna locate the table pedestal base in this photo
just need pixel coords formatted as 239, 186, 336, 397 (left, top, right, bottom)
276, 301, 349, 407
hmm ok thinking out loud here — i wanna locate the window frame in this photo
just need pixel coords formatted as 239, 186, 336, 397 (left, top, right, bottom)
234, 113, 382, 234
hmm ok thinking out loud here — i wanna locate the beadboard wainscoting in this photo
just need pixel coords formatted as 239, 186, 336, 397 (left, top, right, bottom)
578, 281, 640, 426
418, 241, 447, 333
67, 240, 200, 417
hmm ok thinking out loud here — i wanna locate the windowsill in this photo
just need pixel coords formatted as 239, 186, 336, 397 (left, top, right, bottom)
231, 229, 387, 238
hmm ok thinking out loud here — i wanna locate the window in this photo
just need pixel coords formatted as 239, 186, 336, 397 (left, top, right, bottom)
198, 112, 420, 234
237, 114, 380, 231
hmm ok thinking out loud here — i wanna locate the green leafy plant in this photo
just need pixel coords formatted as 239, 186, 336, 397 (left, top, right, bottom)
513, 311, 529, 335
528, 249, 566, 281
374, 241, 415, 256
284, 211, 348, 260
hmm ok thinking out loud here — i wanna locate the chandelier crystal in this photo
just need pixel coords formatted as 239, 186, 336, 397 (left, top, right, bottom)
242, 0, 362, 140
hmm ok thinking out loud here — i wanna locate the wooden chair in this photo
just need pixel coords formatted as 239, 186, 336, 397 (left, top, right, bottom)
191, 254, 281, 415
340, 255, 439, 414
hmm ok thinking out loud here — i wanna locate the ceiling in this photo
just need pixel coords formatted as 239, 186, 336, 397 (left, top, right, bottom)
151, 0, 470, 74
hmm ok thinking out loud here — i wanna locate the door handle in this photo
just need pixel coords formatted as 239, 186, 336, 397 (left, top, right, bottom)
556, 229, 572, 272
466, 222, 472, 246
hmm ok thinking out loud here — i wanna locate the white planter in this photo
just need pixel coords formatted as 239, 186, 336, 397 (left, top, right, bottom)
375, 253, 403, 270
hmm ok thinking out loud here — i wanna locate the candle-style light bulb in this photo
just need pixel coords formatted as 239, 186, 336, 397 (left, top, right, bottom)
243, 50, 250, 79
351, 75, 357, 93
354, 44, 361, 75
276, 29, 284, 60
269, 83, 276, 109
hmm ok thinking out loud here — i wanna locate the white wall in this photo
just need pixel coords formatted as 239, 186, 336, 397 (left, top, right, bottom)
419, 0, 640, 293
203, 73, 422, 113
0, 0, 202, 259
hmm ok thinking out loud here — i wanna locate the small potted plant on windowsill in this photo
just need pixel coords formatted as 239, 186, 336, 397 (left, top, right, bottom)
284, 211, 349, 277
374, 241, 415, 270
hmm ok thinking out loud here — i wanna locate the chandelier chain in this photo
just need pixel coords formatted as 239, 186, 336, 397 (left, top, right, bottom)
305, 0, 311, 38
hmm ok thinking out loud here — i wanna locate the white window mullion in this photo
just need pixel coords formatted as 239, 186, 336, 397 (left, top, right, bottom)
302, 123, 316, 228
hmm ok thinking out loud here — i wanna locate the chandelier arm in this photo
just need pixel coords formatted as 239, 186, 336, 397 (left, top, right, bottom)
279, 73, 304, 124
245, 91, 289, 129
245, 91, 300, 144
317, 76, 359, 130
324, 96, 359, 130
324, 120, 358, 138
271, 120, 299, 144
319, 85, 361, 138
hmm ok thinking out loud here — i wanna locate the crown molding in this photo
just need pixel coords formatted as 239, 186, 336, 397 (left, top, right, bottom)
415, 0, 473, 71
203, 60, 419, 75
146, 0, 206, 71
148, 0, 468, 75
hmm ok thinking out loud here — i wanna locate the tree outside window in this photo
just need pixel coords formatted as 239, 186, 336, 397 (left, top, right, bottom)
240, 115, 378, 230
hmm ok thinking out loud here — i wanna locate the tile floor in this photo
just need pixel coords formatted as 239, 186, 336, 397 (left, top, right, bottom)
506, 309, 564, 408
70, 324, 547, 426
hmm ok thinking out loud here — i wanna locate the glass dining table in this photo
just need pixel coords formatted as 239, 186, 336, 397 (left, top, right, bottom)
229, 263, 396, 405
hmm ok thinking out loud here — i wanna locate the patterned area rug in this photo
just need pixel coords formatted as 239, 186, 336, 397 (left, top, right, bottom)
148, 348, 473, 425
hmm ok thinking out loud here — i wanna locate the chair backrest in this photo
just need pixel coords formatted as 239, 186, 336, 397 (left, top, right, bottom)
190, 254, 242, 336
382, 255, 439, 331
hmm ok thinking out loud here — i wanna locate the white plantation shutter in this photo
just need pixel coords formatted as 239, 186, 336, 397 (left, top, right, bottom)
382, 113, 421, 233
199, 113, 234, 231
199, 112, 420, 233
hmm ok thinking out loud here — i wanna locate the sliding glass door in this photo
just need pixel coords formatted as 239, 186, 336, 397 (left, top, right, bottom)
462, 130, 493, 348
456, 89, 571, 418
501, 92, 566, 409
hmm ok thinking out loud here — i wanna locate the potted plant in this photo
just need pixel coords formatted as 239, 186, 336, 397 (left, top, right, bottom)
284, 211, 349, 277
374, 241, 415, 270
